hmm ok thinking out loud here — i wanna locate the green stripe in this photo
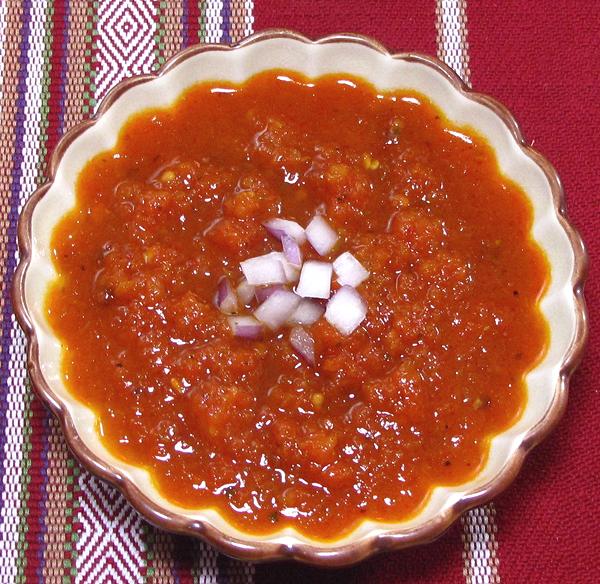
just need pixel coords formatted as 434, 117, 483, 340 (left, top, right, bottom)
143, 523, 157, 582
155, 1, 167, 70
199, 1, 207, 43
15, 386, 34, 583
15, 0, 56, 579
83, 1, 98, 114
67, 459, 81, 583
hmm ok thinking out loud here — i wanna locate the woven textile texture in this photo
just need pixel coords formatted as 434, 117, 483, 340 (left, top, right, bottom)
1, 1, 598, 583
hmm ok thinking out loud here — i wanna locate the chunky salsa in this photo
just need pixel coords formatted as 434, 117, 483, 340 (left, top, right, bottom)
47, 71, 548, 539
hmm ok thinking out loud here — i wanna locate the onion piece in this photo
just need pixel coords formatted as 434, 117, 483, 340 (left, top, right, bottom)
214, 277, 238, 314
228, 316, 263, 339
325, 285, 367, 336
289, 326, 315, 365
305, 215, 338, 256
236, 278, 255, 305
283, 265, 300, 283
263, 218, 307, 244
240, 252, 287, 286
281, 234, 303, 268
255, 284, 284, 304
287, 298, 325, 325
253, 289, 301, 330
271, 251, 299, 283
333, 252, 370, 287
295, 260, 332, 299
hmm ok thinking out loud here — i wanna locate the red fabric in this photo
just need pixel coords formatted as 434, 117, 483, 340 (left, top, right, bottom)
468, 1, 600, 581
254, 0, 437, 55
253, 1, 599, 582
255, 525, 464, 584
184, 0, 201, 48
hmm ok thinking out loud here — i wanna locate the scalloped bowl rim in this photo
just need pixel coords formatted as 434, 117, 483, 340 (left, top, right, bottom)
13, 30, 588, 566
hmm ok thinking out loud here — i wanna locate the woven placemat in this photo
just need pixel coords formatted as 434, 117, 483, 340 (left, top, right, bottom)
1, 1, 598, 583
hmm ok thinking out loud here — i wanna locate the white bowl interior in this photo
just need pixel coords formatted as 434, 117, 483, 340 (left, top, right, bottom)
26, 37, 576, 548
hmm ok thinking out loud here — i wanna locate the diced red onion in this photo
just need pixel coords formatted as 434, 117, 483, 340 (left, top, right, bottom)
289, 326, 315, 365
253, 289, 301, 330
236, 278, 255, 305
271, 252, 299, 283
295, 260, 332, 299
240, 252, 287, 286
287, 298, 325, 325
228, 316, 263, 339
332, 251, 370, 287
214, 276, 238, 314
281, 234, 303, 268
305, 215, 338, 256
283, 265, 299, 283
255, 284, 284, 303
263, 218, 307, 244
325, 285, 367, 336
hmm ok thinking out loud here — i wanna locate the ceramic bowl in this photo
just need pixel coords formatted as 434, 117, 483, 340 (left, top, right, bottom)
13, 30, 588, 565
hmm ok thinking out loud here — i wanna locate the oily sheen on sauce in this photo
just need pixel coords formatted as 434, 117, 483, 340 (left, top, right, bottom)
46, 71, 548, 539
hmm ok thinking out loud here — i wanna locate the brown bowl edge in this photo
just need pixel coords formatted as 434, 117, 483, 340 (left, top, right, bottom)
12, 29, 589, 566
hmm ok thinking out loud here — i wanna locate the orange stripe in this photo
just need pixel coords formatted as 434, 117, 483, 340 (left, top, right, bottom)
147, 528, 176, 584
230, 0, 252, 42
0, 0, 22, 368
161, 0, 183, 62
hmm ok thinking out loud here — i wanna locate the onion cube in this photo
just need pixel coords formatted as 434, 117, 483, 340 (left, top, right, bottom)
263, 218, 307, 244
289, 326, 315, 365
305, 215, 338, 256
236, 278, 255, 305
254, 284, 284, 304
295, 260, 332, 299
287, 298, 325, 325
228, 316, 263, 339
214, 277, 238, 314
254, 289, 301, 330
333, 252, 370, 287
281, 234, 303, 267
240, 252, 287, 286
325, 285, 367, 335
271, 252, 300, 283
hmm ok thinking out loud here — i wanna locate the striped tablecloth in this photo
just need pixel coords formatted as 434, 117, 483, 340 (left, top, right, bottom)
1, 1, 598, 582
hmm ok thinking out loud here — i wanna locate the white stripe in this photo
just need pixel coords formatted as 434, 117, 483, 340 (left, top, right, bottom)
0, 0, 48, 581
244, 1, 254, 37
198, 546, 219, 584
204, 0, 224, 44
438, 0, 470, 83
461, 505, 501, 583
436, 2, 500, 583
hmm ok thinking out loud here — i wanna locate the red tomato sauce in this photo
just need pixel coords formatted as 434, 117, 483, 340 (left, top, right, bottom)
47, 71, 548, 539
